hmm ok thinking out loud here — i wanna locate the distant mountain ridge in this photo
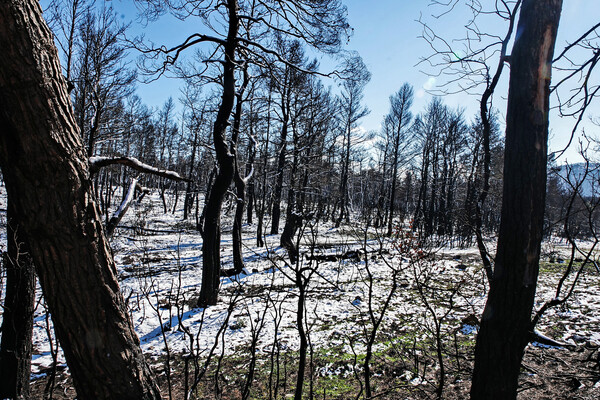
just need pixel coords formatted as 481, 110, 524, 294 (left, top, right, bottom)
552, 162, 600, 197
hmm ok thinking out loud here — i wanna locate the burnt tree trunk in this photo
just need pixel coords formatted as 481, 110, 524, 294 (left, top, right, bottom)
256, 92, 271, 247
270, 115, 289, 234
280, 127, 300, 264
0, 1, 161, 398
230, 66, 250, 275
184, 111, 201, 221
470, 1, 562, 398
197, 0, 239, 307
271, 72, 293, 235
386, 134, 400, 237
335, 121, 352, 227
245, 110, 256, 225
0, 201, 36, 400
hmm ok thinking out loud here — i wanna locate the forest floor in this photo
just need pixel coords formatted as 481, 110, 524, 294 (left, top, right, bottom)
1, 190, 599, 399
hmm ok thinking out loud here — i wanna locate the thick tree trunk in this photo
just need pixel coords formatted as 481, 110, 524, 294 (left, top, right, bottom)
197, 0, 239, 307
470, 1, 562, 398
199, 163, 233, 305
281, 213, 301, 264
0, 202, 36, 400
0, 2, 161, 398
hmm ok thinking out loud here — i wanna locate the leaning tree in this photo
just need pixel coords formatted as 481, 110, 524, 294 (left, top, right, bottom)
0, 1, 161, 398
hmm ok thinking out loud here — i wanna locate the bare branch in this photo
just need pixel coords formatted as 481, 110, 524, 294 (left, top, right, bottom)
89, 156, 189, 181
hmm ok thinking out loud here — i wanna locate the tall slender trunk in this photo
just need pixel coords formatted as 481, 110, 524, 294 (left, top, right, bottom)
232, 171, 247, 273
231, 67, 250, 275
387, 128, 401, 236
87, 97, 102, 157
426, 141, 439, 237
197, 0, 239, 306
256, 96, 271, 247
335, 122, 352, 227
245, 118, 256, 224
293, 271, 308, 400
437, 153, 449, 236
475, 0, 519, 280
271, 115, 289, 234
471, 1, 562, 398
414, 148, 429, 233
281, 130, 300, 263
184, 120, 200, 220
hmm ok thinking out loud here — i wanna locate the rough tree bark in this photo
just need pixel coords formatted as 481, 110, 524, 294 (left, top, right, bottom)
470, 1, 562, 398
0, 1, 161, 398
0, 202, 36, 400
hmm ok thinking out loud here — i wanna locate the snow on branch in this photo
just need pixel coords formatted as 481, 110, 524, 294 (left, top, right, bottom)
89, 156, 189, 181
106, 177, 139, 238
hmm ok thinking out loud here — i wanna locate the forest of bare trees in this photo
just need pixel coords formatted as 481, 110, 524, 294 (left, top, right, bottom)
0, 0, 600, 399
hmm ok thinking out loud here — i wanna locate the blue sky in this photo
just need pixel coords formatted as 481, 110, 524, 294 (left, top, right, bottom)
340, 0, 598, 163
126, 1, 456, 129
123, 1, 488, 128
52, 0, 599, 163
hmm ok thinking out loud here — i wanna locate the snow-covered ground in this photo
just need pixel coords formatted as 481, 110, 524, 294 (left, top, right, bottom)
1, 187, 599, 396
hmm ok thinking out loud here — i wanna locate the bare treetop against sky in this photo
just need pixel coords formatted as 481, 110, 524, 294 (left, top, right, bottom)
48, 0, 598, 162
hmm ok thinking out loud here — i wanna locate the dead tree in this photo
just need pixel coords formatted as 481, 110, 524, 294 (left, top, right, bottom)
382, 83, 414, 236
138, 0, 349, 306
471, 1, 562, 398
230, 64, 254, 275
334, 56, 370, 227
0, 201, 36, 399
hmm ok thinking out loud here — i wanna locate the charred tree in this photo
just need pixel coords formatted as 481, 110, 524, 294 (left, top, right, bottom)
280, 118, 302, 264
0, 202, 36, 400
138, 0, 349, 305
334, 56, 370, 227
198, 0, 239, 306
383, 83, 413, 236
184, 112, 202, 220
230, 64, 252, 275
470, 1, 562, 398
269, 43, 298, 235
256, 91, 272, 247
